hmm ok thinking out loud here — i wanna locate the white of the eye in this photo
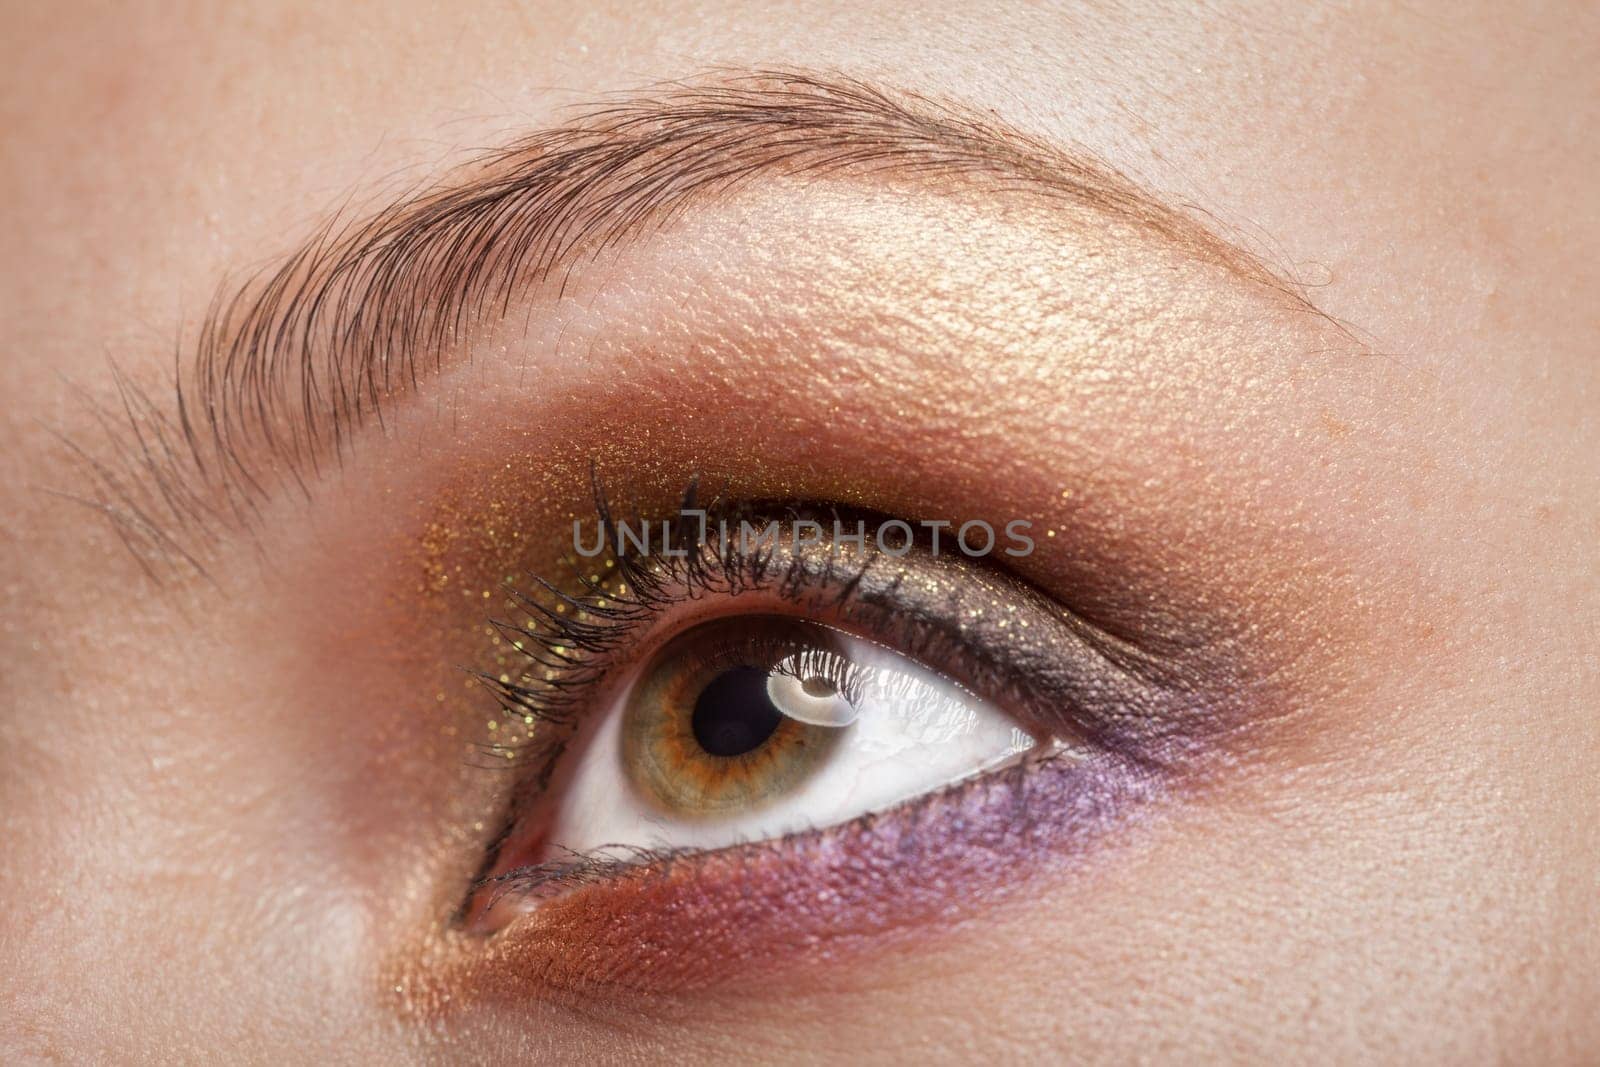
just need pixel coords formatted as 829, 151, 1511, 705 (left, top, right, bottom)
765, 659, 859, 727
546, 632, 1054, 855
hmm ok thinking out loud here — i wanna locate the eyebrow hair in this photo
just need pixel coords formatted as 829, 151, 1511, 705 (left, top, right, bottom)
63, 69, 1312, 579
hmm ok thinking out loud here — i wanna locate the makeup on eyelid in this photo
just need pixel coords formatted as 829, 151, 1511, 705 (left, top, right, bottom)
306, 165, 1385, 1011
434, 481, 1231, 953
332, 166, 1363, 775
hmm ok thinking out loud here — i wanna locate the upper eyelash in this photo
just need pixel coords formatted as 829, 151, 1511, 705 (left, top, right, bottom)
469, 466, 1187, 780
459, 475, 927, 910
468, 474, 887, 766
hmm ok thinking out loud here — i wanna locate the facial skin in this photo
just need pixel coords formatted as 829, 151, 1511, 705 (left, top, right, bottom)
1, 1, 1596, 1062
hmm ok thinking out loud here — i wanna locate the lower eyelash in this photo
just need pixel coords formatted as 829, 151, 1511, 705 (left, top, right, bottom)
470, 740, 1093, 916
461, 741, 1172, 982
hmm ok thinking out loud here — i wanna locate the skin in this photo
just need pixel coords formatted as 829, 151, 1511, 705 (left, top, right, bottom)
1, 1, 1596, 1063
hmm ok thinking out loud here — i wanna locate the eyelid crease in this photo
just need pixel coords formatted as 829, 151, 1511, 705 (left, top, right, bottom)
60, 67, 1318, 581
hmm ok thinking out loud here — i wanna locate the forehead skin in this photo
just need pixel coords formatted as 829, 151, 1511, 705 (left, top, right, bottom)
1, 2, 1596, 1063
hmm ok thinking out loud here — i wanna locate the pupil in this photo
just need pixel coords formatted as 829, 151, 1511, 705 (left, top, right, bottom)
691, 666, 785, 757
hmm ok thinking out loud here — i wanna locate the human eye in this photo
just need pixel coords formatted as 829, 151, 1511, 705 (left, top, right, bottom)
463, 488, 1177, 933
550, 613, 1046, 854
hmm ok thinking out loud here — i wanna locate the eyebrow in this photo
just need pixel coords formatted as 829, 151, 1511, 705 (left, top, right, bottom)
64, 69, 1311, 579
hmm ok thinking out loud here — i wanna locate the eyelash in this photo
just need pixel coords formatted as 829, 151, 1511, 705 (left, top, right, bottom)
472, 478, 1054, 771
472, 484, 883, 753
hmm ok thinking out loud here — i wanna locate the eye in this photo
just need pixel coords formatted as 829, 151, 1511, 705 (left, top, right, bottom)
551, 614, 1043, 854
466, 495, 1173, 931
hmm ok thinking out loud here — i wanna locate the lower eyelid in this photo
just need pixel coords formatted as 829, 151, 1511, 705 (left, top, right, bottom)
443, 744, 1159, 999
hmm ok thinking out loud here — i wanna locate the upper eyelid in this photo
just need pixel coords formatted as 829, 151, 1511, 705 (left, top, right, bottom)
478, 498, 1189, 777
62, 68, 1310, 582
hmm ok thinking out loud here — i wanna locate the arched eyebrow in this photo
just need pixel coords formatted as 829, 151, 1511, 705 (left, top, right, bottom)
66, 69, 1308, 579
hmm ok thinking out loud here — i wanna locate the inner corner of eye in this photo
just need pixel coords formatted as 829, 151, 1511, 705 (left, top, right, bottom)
527, 613, 1042, 862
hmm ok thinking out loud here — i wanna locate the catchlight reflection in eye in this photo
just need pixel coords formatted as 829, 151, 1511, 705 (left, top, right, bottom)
545, 616, 1042, 855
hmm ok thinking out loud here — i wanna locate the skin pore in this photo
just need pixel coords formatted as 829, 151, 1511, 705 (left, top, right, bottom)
1, 2, 1596, 1063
